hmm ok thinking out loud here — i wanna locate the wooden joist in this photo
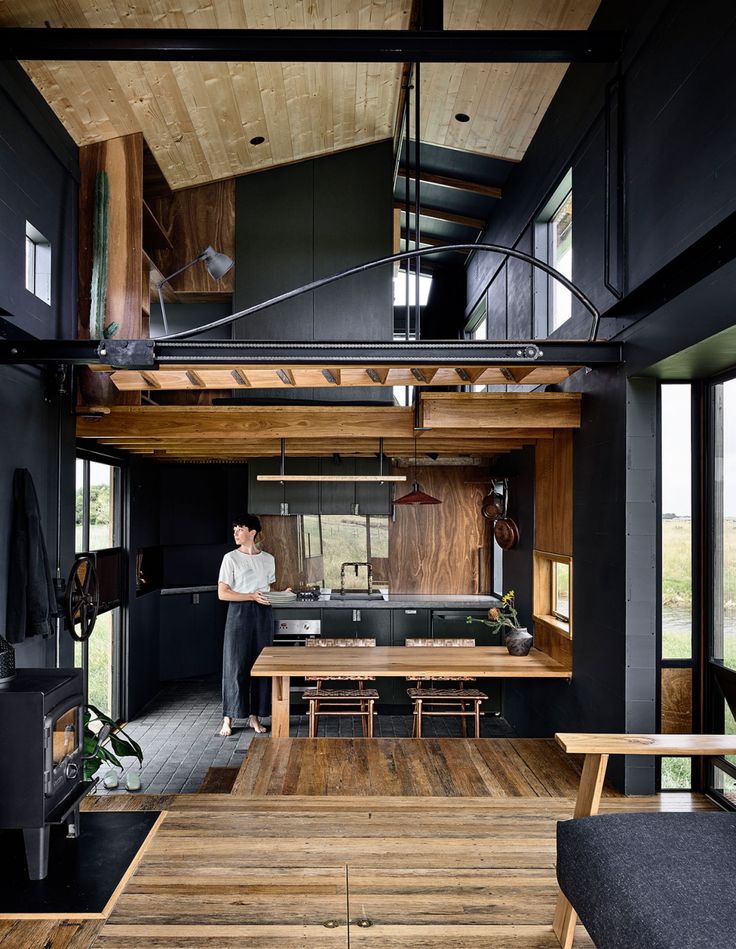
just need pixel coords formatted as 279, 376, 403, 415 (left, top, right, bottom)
103, 364, 577, 392
398, 167, 503, 199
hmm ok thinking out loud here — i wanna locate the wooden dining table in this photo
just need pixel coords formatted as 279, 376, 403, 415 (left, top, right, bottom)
251, 645, 571, 737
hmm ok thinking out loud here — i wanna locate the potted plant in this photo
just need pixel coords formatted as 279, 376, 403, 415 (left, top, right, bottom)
84, 704, 143, 782
467, 591, 534, 656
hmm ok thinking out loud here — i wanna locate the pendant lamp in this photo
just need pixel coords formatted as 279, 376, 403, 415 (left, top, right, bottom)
394, 436, 441, 505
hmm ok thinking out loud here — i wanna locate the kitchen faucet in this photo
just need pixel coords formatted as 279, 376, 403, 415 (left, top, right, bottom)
339, 562, 373, 595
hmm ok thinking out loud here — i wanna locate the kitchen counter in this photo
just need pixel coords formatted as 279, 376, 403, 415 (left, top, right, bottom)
160, 587, 500, 610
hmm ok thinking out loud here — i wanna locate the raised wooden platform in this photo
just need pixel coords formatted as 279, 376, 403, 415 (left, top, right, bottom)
232, 738, 606, 798
0, 740, 716, 948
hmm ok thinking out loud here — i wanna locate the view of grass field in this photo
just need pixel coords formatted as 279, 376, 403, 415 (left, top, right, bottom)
662, 516, 736, 788
301, 514, 389, 588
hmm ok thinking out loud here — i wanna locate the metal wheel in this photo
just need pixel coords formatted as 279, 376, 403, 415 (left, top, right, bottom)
65, 555, 99, 642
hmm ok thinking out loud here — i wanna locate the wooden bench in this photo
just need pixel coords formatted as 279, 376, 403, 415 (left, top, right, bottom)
553, 733, 736, 948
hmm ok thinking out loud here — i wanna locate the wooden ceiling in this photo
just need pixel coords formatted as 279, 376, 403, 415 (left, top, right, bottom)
76, 392, 582, 463
4, 0, 601, 190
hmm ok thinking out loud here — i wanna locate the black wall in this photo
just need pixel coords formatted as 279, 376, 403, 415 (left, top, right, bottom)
0, 63, 78, 669
234, 141, 394, 401
462, 0, 736, 790
0, 62, 78, 340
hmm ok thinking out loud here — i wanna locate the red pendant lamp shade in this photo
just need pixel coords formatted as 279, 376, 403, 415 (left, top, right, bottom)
394, 479, 442, 505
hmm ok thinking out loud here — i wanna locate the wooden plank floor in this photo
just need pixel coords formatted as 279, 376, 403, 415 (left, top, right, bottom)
0, 740, 717, 949
231, 738, 611, 798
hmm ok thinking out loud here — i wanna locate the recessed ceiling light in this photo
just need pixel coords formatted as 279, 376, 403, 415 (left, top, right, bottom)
454, 113, 470, 123
250, 136, 265, 145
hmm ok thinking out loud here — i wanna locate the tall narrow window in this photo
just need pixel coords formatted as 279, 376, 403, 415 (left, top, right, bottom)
466, 297, 488, 392
549, 191, 572, 329
707, 375, 736, 802
75, 457, 123, 717
25, 221, 51, 305
661, 385, 693, 660
534, 171, 572, 336
660, 383, 693, 790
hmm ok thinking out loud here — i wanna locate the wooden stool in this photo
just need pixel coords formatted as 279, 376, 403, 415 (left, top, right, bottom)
405, 638, 485, 737
302, 638, 378, 737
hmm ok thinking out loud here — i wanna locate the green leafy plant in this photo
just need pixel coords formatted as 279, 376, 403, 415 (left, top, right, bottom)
467, 590, 521, 636
83, 704, 143, 782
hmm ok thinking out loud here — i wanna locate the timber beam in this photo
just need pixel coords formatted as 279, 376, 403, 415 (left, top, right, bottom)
0, 28, 623, 64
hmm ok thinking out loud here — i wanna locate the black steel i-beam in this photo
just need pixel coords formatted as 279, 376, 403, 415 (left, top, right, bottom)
0, 28, 623, 63
0, 336, 622, 370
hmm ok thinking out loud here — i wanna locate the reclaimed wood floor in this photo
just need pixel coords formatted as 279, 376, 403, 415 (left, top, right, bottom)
0, 740, 716, 949
232, 738, 607, 797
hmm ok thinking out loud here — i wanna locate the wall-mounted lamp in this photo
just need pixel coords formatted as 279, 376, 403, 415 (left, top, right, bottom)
156, 245, 234, 335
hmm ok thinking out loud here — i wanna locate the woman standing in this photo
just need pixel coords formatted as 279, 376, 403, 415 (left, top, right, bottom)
218, 515, 276, 737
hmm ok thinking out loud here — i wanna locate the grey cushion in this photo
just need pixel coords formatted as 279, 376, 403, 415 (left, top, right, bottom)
557, 812, 736, 949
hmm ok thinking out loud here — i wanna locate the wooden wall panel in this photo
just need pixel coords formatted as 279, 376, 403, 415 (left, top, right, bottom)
532, 619, 573, 672
78, 133, 144, 339
259, 515, 304, 590
149, 181, 236, 298
388, 466, 491, 594
661, 667, 693, 734
534, 429, 573, 556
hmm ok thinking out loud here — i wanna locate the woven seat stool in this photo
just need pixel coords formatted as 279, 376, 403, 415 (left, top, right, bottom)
407, 686, 488, 737
302, 638, 378, 737
405, 638, 486, 737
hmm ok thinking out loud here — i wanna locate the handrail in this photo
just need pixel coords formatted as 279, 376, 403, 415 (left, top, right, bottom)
157, 243, 602, 343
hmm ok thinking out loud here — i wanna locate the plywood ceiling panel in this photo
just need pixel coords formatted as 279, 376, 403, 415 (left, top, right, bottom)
421, 0, 601, 159
3, 0, 601, 186
3, 0, 408, 188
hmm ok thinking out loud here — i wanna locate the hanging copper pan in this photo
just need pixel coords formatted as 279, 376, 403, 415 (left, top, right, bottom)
494, 516, 520, 550
481, 490, 505, 520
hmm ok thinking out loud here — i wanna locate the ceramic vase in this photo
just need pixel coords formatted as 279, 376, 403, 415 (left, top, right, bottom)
504, 626, 533, 657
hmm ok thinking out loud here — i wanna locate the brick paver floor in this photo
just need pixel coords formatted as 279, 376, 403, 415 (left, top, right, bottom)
93, 675, 515, 794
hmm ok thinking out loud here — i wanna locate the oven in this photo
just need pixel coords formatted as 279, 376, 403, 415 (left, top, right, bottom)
274, 618, 321, 645
273, 618, 320, 705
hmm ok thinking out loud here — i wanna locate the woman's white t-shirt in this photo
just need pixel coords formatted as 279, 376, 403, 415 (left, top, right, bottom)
218, 549, 276, 594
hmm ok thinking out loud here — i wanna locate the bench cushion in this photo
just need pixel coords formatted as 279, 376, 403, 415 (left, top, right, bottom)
557, 812, 736, 949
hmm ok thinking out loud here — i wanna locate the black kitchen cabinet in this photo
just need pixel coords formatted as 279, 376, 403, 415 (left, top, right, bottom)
431, 610, 501, 714
320, 608, 390, 644
159, 592, 226, 681
354, 457, 392, 515
248, 458, 320, 514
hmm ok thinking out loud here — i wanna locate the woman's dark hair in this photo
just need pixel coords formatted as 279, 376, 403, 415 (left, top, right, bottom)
232, 514, 262, 534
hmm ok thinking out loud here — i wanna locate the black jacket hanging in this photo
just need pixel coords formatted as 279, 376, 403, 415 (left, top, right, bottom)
7, 468, 58, 643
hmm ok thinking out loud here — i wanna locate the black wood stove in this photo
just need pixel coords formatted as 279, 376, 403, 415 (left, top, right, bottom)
0, 668, 94, 880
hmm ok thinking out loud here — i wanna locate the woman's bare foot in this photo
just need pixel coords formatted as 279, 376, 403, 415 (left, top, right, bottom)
248, 715, 268, 734
219, 716, 233, 737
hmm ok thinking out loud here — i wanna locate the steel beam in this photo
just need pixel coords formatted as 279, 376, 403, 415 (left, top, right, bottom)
0, 28, 623, 63
0, 337, 622, 369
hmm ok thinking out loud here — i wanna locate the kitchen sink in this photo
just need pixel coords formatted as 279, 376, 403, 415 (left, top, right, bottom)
327, 592, 386, 600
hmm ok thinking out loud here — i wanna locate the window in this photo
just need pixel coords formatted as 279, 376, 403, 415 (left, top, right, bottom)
393, 271, 432, 307
392, 330, 415, 407
533, 551, 572, 636
25, 221, 51, 305
465, 297, 488, 392
534, 170, 573, 334
659, 383, 695, 790
552, 561, 570, 622
549, 191, 572, 329
75, 457, 123, 718
661, 384, 692, 660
